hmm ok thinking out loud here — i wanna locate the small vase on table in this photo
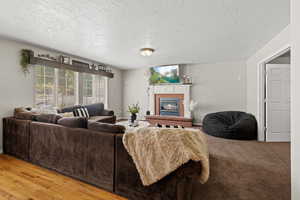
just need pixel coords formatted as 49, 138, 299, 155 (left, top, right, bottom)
131, 113, 137, 123
128, 103, 140, 125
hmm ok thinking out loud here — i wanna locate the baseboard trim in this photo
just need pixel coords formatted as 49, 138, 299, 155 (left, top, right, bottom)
192, 122, 202, 126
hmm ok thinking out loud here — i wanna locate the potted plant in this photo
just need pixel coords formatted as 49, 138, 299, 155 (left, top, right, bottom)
20, 49, 32, 74
128, 103, 140, 123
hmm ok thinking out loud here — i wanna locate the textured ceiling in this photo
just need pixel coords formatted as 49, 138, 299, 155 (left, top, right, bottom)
0, 0, 290, 69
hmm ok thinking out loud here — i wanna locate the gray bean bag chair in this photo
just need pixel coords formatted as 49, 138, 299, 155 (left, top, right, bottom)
202, 111, 257, 140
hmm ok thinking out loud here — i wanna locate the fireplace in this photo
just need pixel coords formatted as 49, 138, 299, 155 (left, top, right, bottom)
155, 94, 184, 116
149, 85, 191, 118
147, 85, 192, 127
159, 98, 180, 116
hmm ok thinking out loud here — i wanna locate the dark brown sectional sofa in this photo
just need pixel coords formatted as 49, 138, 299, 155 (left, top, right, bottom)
3, 117, 201, 200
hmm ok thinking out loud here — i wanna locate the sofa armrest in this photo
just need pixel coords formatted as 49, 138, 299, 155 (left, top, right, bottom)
3, 117, 31, 161
101, 109, 114, 116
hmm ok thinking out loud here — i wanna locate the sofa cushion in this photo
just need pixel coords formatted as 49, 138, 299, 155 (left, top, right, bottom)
89, 116, 116, 123
84, 103, 104, 116
88, 122, 125, 134
58, 103, 109, 116
57, 117, 87, 128
35, 114, 62, 124
57, 105, 81, 114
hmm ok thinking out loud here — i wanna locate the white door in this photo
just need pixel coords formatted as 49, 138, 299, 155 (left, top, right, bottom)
266, 64, 290, 142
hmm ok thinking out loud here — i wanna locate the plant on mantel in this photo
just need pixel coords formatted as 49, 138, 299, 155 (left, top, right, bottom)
20, 49, 32, 75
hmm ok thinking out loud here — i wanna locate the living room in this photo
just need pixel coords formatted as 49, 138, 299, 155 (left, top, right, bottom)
0, 1, 300, 200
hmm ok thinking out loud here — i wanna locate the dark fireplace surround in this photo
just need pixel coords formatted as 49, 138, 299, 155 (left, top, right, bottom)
155, 94, 184, 117
160, 98, 180, 116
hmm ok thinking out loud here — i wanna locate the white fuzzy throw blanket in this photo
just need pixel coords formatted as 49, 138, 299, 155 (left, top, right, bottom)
122, 127, 210, 186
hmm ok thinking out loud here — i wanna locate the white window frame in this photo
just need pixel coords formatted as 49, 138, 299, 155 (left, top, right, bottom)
33, 66, 108, 108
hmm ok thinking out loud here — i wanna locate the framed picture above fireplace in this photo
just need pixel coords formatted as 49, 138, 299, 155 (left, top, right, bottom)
149, 65, 180, 84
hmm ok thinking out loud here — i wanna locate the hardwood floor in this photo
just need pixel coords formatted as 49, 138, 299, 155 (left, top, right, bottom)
0, 154, 127, 200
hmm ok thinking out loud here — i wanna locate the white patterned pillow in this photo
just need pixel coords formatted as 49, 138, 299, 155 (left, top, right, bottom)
73, 107, 90, 118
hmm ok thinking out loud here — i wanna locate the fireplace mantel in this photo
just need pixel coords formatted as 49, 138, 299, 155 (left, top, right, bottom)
148, 84, 191, 118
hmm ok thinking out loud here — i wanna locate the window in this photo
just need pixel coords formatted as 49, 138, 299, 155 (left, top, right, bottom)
57, 69, 77, 108
34, 66, 107, 109
80, 73, 106, 105
35, 66, 56, 108
82, 73, 93, 103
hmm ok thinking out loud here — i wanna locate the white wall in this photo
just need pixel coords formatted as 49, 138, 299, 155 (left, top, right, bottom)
0, 38, 123, 153
291, 0, 300, 199
108, 67, 124, 117
246, 25, 290, 141
181, 61, 247, 123
123, 68, 149, 119
122, 61, 247, 123
0, 39, 35, 153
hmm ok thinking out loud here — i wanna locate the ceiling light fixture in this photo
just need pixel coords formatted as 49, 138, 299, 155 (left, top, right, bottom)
140, 48, 155, 56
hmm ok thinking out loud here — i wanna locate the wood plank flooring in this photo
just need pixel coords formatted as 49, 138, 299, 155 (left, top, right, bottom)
0, 154, 127, 200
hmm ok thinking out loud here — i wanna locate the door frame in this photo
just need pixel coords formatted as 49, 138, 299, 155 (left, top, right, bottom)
258, 46, 290, 141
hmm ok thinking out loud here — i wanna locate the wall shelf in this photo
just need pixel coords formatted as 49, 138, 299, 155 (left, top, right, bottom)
28, 51, 114, 78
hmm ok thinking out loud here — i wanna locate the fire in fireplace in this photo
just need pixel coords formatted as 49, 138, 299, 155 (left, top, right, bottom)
159, 98, 180, 116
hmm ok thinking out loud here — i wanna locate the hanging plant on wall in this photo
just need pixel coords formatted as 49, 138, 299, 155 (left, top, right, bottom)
20, 49, 32, 75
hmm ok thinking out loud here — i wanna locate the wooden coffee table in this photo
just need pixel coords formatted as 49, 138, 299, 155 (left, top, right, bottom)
145, 115, 193, 127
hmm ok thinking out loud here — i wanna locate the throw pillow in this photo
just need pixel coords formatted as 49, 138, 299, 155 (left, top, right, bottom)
14, 107, 38, 120
88, 121, 125, 134
60, 112, 74, 117
73, 107, 90, 118
14, 107, 32, 114
57, 117, 88, 128
35, 114, 62, 124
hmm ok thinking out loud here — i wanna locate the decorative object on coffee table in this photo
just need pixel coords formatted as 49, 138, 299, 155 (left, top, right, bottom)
128, 103, 140, 123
